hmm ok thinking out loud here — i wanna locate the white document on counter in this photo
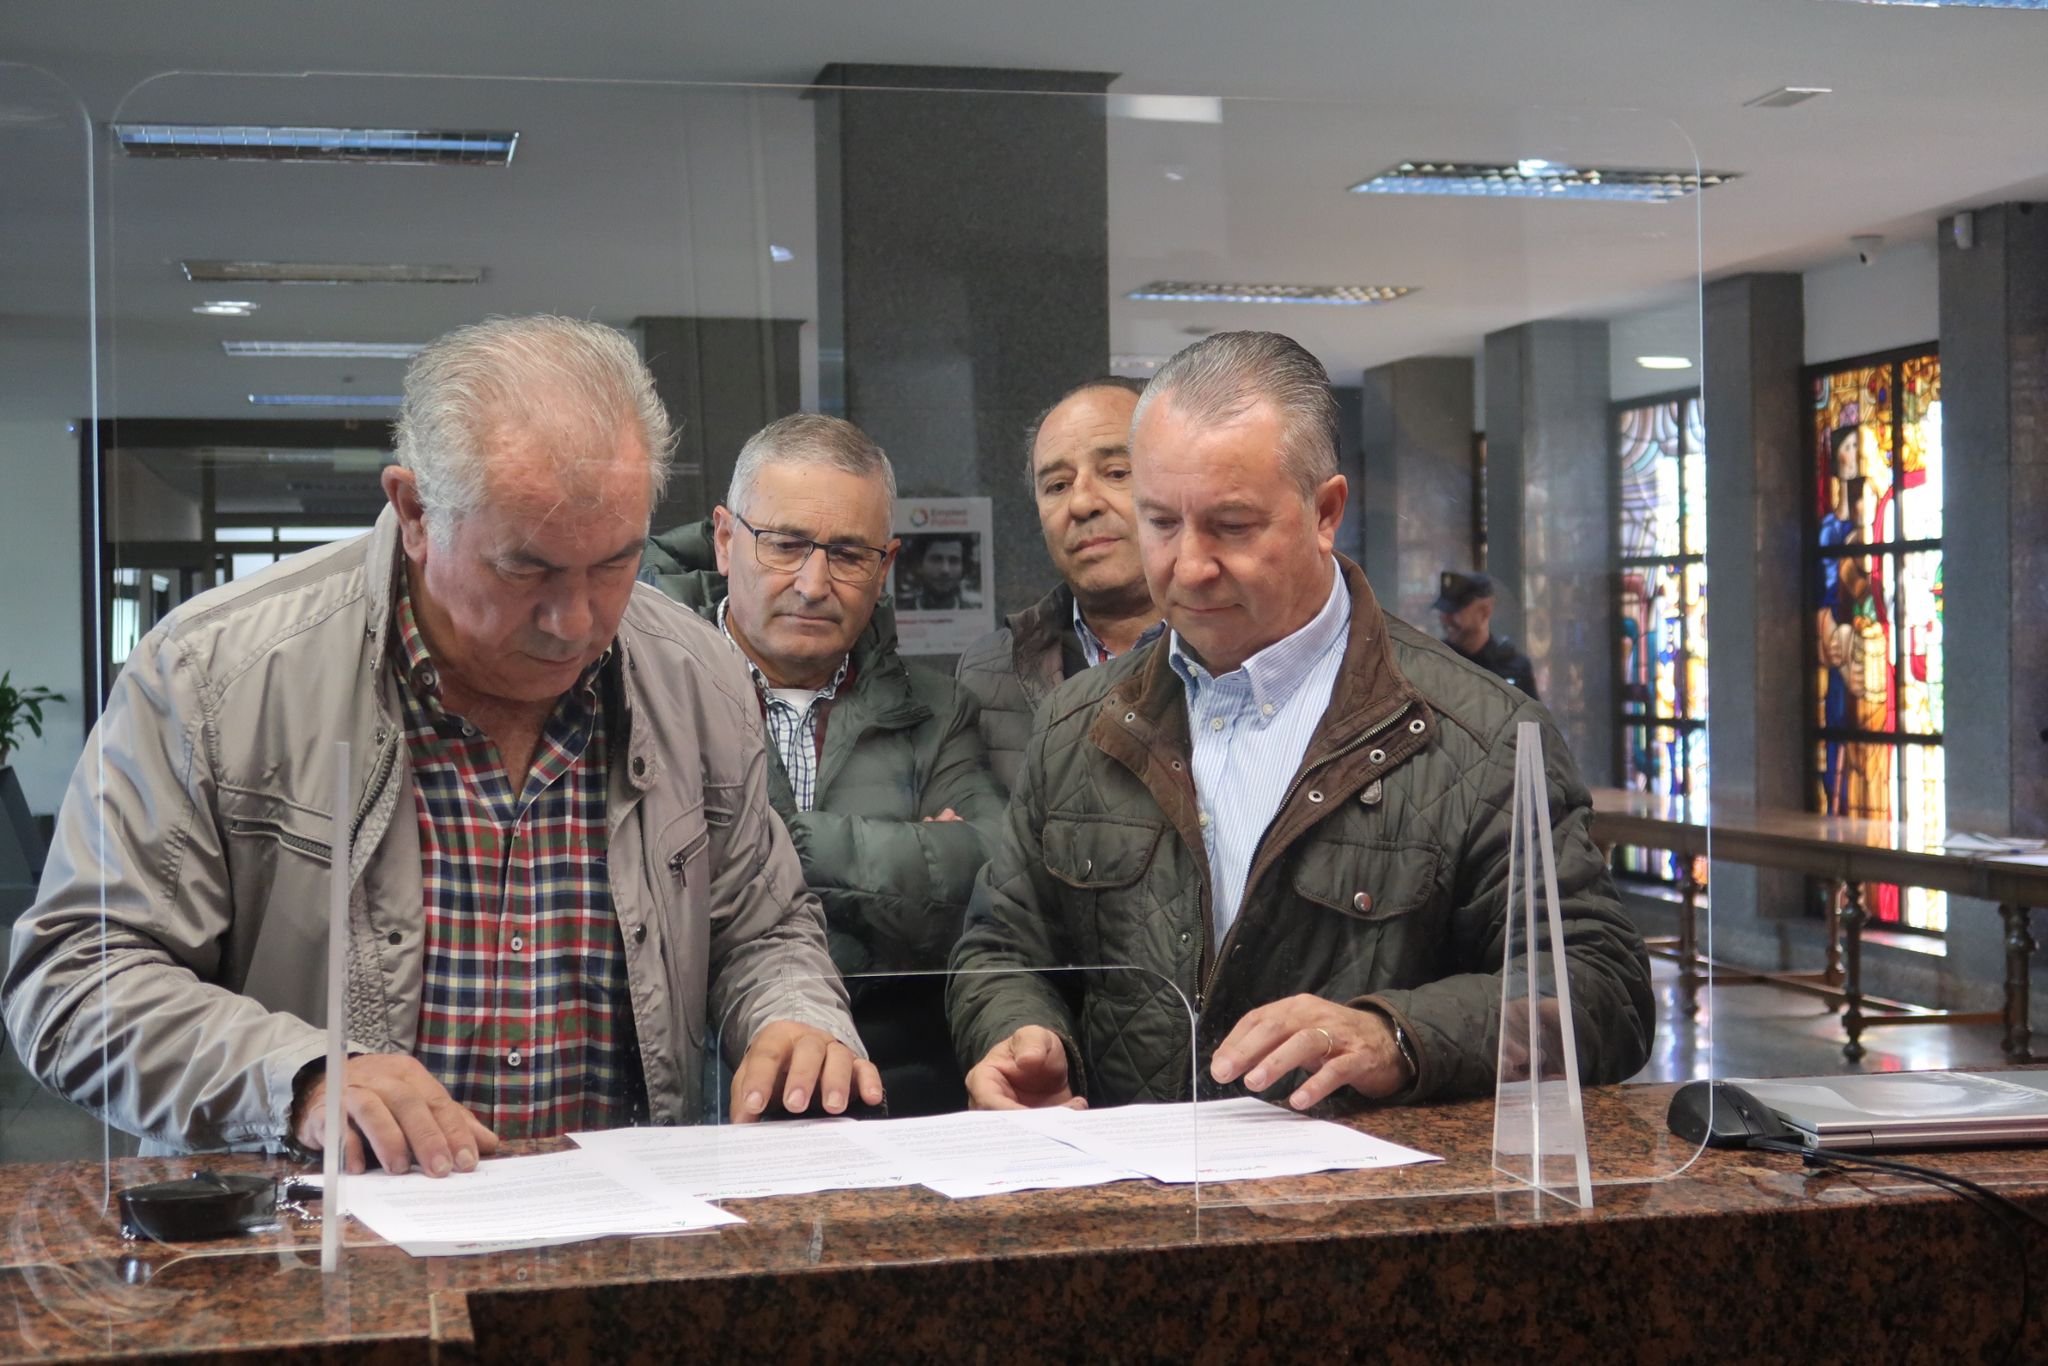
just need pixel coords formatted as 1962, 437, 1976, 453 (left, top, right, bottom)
342, 1147, 740, 1257
1018, 1097, 1442, 1185
838, 1108, 1148, 1199
570, 1118, 910, 1201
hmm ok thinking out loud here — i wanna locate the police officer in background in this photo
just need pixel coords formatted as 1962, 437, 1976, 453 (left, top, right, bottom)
1433, 570, 1539, 701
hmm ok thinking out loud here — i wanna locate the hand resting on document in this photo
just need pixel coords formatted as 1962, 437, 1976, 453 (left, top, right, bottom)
964, 1025, 1089, 1110
1208, 994, 1415, 1109
729, 1019, 885, 1122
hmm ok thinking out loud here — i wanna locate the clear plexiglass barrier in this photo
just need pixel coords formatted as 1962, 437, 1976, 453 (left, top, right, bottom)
3, 70, 1731, 1337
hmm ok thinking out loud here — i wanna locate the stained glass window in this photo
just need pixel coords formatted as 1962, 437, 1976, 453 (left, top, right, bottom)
1614, 392, 1708, 886
1809, 349, 1945, 932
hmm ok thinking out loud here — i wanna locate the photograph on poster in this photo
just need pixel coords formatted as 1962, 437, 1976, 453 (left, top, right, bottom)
891, 497, 994, 655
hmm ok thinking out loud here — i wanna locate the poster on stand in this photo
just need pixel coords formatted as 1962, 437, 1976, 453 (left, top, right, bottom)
891, 496, 994, 655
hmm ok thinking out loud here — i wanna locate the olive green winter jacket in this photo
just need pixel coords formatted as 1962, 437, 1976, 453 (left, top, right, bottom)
643, 521, 1006, 988
947, 557, 1653, 1107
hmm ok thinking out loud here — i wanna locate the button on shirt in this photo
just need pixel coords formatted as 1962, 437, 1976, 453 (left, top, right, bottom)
1073, 599, 1165, 670
1169, 566, 1351, 941
396, 583, 640, 1140
718, 598, 849, 812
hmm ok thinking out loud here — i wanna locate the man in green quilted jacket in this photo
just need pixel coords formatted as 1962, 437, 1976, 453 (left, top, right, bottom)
645, 414, 1005, 1115
947, 333, 1653, 1111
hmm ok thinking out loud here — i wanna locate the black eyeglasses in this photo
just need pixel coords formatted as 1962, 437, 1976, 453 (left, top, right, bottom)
735, 513, 891, 585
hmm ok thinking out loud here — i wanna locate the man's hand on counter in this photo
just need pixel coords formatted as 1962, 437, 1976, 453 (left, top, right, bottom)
292, 1054, 500, 1177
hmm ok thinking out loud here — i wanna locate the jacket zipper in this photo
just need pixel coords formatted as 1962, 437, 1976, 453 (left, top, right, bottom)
227, 819, 333, 862
1193, 698, 1413, 1010
349, 734, 400, 851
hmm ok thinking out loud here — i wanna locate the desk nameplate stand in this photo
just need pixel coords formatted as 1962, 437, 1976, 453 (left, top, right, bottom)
1491, 721, 1593, 1209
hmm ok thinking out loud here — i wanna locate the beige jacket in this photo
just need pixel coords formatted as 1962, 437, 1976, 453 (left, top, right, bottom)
3, 508, 858, 1153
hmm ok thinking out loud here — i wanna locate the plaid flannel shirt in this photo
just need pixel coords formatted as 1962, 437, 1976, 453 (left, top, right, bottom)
717, 597, 849, 812
394, 583, 642, 1139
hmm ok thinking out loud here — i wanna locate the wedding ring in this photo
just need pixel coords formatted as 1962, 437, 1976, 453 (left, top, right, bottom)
1313, 1027, 1335, 1062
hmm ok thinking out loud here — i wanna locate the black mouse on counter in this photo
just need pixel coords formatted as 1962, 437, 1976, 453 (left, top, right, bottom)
1666, 1080, 1796, 1149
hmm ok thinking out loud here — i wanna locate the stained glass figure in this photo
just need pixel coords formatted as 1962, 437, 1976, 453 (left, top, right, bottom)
1614, 394, 1707, 887
1810, 351, 1945, 932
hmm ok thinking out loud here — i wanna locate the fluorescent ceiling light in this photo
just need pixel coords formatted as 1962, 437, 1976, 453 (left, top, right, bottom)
1636, 356, 1695, 370
1106, 94, 1225, 124
1824, 0, 2045, 6
183, 260, 483, 285
114, 123, 518, 165
224, 340, 423, 360
1350, 161, 1736, 202
247, 393, 402, 408
768, 244, 795, 263
194, 300, 258, 316
1126, 281, 1417, 305
1109, 354, 1169, 371
1744, 86, 1833, 108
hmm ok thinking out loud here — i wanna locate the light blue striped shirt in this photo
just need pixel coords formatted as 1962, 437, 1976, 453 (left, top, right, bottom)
1168, 565, 1351, 941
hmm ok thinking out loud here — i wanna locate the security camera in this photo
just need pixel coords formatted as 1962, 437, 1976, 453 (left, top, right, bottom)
1851, 234, 1884, 266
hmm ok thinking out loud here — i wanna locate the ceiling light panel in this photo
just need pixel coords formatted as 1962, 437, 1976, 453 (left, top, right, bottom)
1350, 161, 1737, 202
1824, 0, 2045, 6
193, 301, 258, 316
1635, 356, 1695, 370
1125, 282, 1417, 305
1743, 86, 1833, 108
247, 394, 403, 408
115, 124, 518, 165
223, 341, 424, 360
183, 260, 484, 286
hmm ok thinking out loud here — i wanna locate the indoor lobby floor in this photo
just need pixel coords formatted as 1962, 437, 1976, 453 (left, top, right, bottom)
0, 959, 2029, 1164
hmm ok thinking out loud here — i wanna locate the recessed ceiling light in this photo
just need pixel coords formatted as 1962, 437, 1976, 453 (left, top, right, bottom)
1823, 0, 2044, 6
768, 244, 795, 263
224, 340, 423, 360
1743, 86, 1833, 108
1126, 281, 1417, 305
1349, 161, 1737, 202
183, 260, 484, 286
247, 393, 402, 408
194, 300, 259, 316
115, 123, 518, 165
1635, 356, 1695, 370
1105, 94, 1224, 124
1109, 354, 1169, 372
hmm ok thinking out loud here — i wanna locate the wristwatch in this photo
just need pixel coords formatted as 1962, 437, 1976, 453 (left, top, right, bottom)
1366, 1006, 1419, 1088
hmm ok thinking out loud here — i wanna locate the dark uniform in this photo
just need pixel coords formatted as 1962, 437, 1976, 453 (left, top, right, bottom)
1455, 633, 1539, 701
1432, 570, 1539, 701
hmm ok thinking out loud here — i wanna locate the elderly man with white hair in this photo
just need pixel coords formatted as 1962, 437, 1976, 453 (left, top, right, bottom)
4, 315, 875, 1174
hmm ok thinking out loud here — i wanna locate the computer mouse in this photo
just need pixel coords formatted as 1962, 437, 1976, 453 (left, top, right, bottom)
1666, 1080, 1795, 1148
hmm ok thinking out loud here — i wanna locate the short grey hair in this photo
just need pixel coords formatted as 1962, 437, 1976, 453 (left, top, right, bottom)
726, 413, 896, 520
394, 315, 676, 546
1132, 331, 1338, 501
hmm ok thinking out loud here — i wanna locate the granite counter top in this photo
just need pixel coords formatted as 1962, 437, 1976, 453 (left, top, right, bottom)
3, 1083, 2043, 1364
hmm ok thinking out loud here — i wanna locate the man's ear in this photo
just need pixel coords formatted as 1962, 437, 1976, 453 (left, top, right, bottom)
1313, 473, 1348, 553
711, 506, 736, 575
382, 466, 432, 562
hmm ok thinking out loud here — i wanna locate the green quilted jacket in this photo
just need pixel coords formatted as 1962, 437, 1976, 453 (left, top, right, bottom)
947, 557, 1653, 1106
643, 521, 1006, 986
953, 581, 1087, 795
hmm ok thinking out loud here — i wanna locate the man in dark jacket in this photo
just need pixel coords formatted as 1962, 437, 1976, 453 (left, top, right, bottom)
645, 414, 1005, 1115
955, 377, 1161, 792
947, 333, 1653, 1113
1434, 570, 1539, 701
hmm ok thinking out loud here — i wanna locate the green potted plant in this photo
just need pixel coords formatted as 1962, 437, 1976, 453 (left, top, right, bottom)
1, 671, 64, 888
0, 671, 64, 771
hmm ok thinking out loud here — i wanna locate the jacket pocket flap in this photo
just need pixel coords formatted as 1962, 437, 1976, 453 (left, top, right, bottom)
219, 788, 334, 863
1291, 841, 1440, 921
1042, 815, 1164, 889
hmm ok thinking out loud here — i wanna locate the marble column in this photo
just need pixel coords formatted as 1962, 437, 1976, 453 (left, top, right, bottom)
1359, 357, 1477, 626
812, 63, 1114, 628
1939, 204, 2048, 996
636, 316, 804, 529
1702, 273, 1808, 930
1483, 321, 1613, 783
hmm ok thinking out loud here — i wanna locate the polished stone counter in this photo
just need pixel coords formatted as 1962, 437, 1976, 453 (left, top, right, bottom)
4, 1082, 2045, 1363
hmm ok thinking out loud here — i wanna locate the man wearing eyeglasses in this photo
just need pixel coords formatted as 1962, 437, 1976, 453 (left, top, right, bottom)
643, 414, 1005, 1114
